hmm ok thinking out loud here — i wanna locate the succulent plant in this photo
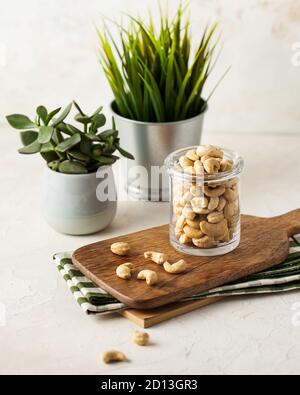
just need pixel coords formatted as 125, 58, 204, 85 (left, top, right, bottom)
6, 102, 134, 174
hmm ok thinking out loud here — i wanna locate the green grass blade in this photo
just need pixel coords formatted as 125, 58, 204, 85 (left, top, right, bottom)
139, 68, 165, 122
97, 4, 222, 122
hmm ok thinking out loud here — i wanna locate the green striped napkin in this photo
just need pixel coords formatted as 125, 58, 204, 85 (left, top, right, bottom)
53, 236, 300, 315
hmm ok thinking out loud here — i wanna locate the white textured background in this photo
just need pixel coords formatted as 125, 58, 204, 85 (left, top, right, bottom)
0, 0, 299, 133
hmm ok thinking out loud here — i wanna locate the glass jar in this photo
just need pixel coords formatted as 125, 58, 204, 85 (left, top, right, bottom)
165, 146, 244, 256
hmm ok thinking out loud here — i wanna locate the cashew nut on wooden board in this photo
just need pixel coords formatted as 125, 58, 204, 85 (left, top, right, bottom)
110, 242, 130, 256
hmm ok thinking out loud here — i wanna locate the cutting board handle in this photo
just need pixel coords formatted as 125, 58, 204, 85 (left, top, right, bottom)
265, 209, 300, 237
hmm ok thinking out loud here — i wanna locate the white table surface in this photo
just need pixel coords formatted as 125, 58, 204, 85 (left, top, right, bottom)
1, 128, 300, 375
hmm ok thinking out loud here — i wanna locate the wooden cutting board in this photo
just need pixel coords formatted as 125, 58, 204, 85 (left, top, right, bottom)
120, 297, 224, 328
72, 209, 300, 310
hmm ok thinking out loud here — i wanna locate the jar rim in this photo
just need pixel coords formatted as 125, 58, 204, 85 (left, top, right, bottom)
164, 146, 244, 182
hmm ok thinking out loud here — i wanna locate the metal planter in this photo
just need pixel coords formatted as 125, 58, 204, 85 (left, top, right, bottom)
111, 102, 207, 201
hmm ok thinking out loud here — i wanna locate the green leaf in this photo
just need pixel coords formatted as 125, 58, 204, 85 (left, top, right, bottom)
112, 116, 116, 130
86, 134, 101, 142
58, 160, 88, 174
66, 124, 82, 135
56, 133, 81, 153
94, 155, 118, 165
92, 145, 103, 157
92, 113, 106, 129
57, 123, 82, 136
52, 103, 72, 127
98, 129, 117, 140
18, 139, 42, 154
41, 151, 59, 163
80, 136, 93, 156
92, 106, 104, 117
73, 101, 86, 116
116, 144, 135, 160
68, 150, 90, 163
36, 106, 48, 124
52, 130, 64, 145
6, 114, 36, 130
75, 113, 92, 125
56, 123, 73, 136
38, 126, 54, 144
138, 71, 165, 122
46, 107, 61, 124
20, 131, 38, 146
40, 141, 56, 153
56, 151, 67, 160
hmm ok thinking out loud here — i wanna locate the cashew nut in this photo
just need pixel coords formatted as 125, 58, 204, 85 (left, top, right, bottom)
191, 196, 208, 209
111, 242, 130, 256
192, 236, 216, 248
207, 211, 225, 224
194, 208, 211, 215
144, 251, 168, 265
204, 185, 225, 198
217, 196, 226, 212
198, 145, 224, 159
224, 186, 239, 202
173, 195, 182, 208
196, 145, 207, 157
163, 259, 187, 274
191, 197, 209, 214
102, 350, 128, 364
183, 225, 204, 239
200, 219, 228, 238
185, 149, 199, 161
175, 214, 186, 232
180, 191, 193, 206
174, 205, 183, 217
179, 156, 194, 169
219, 229, 231, 242
175, 229, 182, 239
116, 263, 133, 280
186, 218, 201, 229
203, 158, 221, 174
225, 178, 237, 188
220, 159, 234, 172
194, 160, 205, 174
224, 201, 239, 220
132, 331, 150, 346
208, 146, 223, 158
137, 270, 158, 286
208, 197, 219, 211
182, 205, 196, 220
210, 182, 226, 188
190, 184, 202, 196
201, 155, 210, 164
179, 234, 192, 244
184, 166, 196, 175
227, 214, 239, 230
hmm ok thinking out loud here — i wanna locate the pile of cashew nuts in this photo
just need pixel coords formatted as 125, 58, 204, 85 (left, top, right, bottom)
111, 243, 187, 286
173, 145, 240, 249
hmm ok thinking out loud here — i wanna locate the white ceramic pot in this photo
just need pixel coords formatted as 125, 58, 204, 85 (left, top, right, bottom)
42, 166, 117, 235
